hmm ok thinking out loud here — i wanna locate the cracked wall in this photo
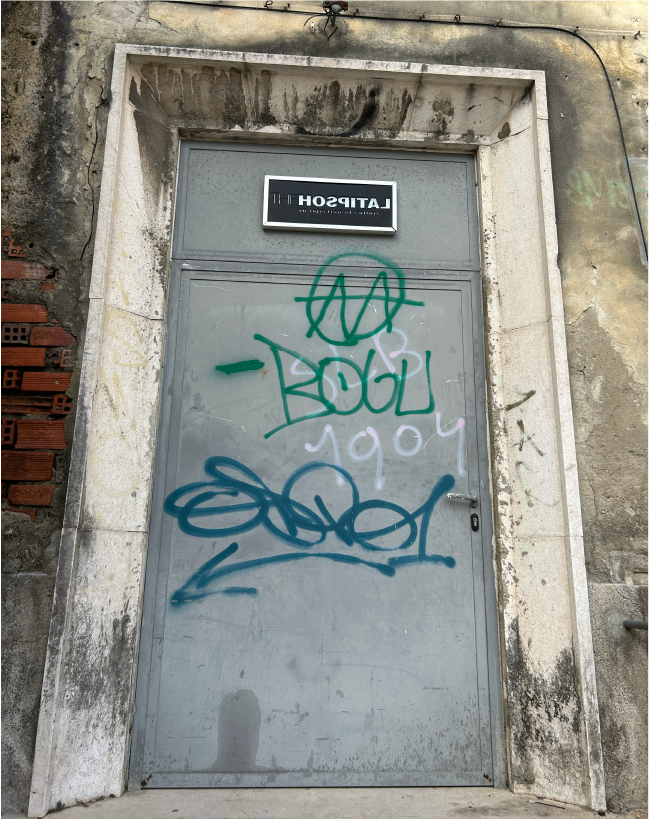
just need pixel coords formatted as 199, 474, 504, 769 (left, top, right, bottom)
1, 1, 647, 814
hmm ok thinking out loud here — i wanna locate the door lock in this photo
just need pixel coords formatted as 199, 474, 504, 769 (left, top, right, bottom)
446, 492, 478, 508
471, 513, 480, 532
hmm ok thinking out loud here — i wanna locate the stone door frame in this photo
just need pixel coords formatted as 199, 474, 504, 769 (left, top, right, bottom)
28, 44, 605, 816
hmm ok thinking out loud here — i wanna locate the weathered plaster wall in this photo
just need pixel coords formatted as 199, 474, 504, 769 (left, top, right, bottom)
2, 2, 87, 811
1, 1, 646, 814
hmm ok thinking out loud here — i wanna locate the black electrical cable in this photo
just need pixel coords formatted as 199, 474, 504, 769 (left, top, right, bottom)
166, 0, 647, 259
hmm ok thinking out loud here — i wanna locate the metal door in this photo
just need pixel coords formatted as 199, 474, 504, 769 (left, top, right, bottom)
130, 144, 502, 788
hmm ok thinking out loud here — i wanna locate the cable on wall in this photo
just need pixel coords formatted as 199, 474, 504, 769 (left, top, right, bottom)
168, 0, 647, 260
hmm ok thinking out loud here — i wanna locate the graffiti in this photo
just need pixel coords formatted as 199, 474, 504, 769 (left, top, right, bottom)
210, 253, 439, 438
373, 327, 423, 379
305, 423, 344, 485
304, 418, 465, 489
393, 424, 423, 457
255, 335, 435, 438
165, 457, 456, 604
516, 418, 544, 456
565, 167, 630, 211
507, 388, 557, 509
565, 161, 648, 257
515, 460, 558, 509
295, 252, 424, 346
436, 413, 467, 477
215, 359, 265, 374
504, 389, 536, 412
348, 426, 384, 490
165, 252, 472, 604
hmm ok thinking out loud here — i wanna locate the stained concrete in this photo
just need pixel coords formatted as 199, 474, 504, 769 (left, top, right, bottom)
0, 575, 55, 817
1, 787, 610, 819
588, 584, 648, 813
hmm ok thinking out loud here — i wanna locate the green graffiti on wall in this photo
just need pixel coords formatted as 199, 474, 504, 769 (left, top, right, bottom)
295, 252, 424, 346
565, 167, 631, 210
214, 252, 436, 438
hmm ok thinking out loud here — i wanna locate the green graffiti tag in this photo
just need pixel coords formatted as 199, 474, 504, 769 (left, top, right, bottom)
254, 334, 435, 439
565, 167, 630, 211
213, 252, 435, 438
215, 359, 265, 375
295, 252, 424, 346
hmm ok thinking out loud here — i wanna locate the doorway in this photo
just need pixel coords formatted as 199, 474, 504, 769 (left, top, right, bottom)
129, 142, 502, 788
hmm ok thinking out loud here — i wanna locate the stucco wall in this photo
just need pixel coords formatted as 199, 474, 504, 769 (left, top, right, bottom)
1, 2, 646, 814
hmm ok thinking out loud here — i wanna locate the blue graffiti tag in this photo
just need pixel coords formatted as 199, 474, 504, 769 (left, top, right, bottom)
164, 458, 456, 604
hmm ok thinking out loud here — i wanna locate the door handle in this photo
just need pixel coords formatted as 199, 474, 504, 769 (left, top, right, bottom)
446, 492, 478, 508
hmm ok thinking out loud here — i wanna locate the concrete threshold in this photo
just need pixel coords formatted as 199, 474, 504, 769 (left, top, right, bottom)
5, 788, 607, 819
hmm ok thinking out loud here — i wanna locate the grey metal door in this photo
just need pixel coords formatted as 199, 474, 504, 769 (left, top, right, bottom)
130, 144, 502, 788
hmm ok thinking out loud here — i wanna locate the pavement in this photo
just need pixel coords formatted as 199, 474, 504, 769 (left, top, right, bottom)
3, 787, 617, 819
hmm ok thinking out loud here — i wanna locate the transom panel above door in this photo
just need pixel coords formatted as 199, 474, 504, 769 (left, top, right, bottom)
172, 142, 480, 270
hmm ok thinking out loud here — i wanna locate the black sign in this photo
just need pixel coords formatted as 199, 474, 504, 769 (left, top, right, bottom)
263, 176, 397, 234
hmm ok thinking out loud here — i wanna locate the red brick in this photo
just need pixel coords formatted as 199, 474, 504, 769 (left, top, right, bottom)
20, 372, 72, 392
2, 419, 16, 445
30, 326, 76, 347
1, 260, 53, 280
2, 348, 46, 367
2, 323, 30, 344
8, 484, 58, 506
2, 396, 52, 414
1, 451, 54, 481
15, 420, 67, 450
2, 304, 47, 322
2, 230, 28, 259
2, 370, 23, 389
51, 395, 73, 416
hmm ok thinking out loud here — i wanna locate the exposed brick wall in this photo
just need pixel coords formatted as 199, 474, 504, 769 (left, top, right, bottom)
1, 229, 74, 522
